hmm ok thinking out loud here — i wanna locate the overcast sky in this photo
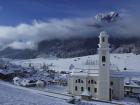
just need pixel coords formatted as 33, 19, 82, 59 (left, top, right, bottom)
0, 0, 139, 49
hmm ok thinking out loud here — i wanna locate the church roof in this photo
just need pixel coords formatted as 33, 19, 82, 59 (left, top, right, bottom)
124, 80, 140, 88
99, 31, 109, 37
70, 67, 140, 78
70, 64, 124, 77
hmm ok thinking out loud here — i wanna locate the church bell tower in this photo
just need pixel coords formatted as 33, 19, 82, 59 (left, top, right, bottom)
98, 31, 110, 101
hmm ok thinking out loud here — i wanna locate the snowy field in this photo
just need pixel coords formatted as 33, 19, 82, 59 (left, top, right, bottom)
11, 53, 140, 72
0, 81, 70, 105
0, 81, 139, 105
0, 81, 119, 105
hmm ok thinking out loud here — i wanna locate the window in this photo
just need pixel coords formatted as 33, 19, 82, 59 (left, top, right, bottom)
81, 87, 84, 91
102, 37, 105, 42
94, 81, 97, 84
76, 79, 84, 83
88, 80, 90, 84
88, 87, 90, 91
75, 86, 78, 91
94, 88, 97, 93
110, 81, 113, 86
102, 56, 106, 62
78, 79, 80, 83
103, 64, 105, 66
91, 80, 94, 84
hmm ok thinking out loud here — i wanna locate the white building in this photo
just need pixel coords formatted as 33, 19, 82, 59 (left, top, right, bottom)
67, 31, 124, 101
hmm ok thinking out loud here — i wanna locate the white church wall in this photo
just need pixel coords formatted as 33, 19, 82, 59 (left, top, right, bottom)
69, 75, 87, 95
86, 76, 98, 98
111, 77, 124, 99
68, 75, 99, 98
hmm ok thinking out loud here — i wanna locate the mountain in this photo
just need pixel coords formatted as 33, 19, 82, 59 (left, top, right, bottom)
0, 36, 139, 59
0, 11, 139, 59
95, 11, 119, 23
0, 47, 38, 59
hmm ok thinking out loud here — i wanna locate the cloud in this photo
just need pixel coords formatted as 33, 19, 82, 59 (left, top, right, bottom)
7, 41, 37, 50
103, 11, 140, 37
0, 18, 97, 50
0, 11, 140, 50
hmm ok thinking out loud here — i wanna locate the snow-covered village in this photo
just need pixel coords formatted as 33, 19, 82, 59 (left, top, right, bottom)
0, 0, 140, 105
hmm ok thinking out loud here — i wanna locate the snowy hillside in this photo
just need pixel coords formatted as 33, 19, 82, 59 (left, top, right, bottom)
1, 53, 140, 105
11, 53, 140, 72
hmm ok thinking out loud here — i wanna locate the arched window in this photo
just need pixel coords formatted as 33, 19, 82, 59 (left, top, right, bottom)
81, 80, 84, 83
102, 56, 106, 62
91, 80, 94, 84
75, 86, 77, 91
76, 79, 84, 83
81, 87, 84, 91
78, 79, 80, 83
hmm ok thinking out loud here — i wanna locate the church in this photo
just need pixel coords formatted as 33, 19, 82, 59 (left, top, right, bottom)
67, 31, 124, 101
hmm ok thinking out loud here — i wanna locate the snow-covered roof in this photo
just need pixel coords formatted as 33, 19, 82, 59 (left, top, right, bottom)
111, 71, 140, 78
70, 67, 140, 78
70, 63, 119, 76
71, 69, 99, 77
99, 31, 109, 37
124, 80, 140, 88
